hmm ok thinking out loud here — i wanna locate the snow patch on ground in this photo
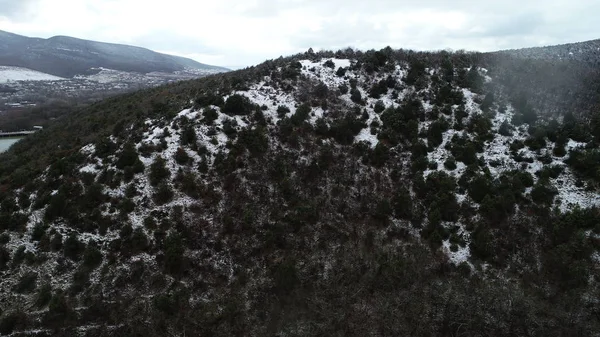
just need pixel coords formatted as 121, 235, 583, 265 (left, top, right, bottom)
356, 129, 379, 148
424, 129, 466, 179
236, 81, 298, 125
0, 66, 64, 83
300, 59, 353, 87
79, 163, 100, 174
443, 240, 471, 265
554, 167, 600, 211
80, 144, 96, 155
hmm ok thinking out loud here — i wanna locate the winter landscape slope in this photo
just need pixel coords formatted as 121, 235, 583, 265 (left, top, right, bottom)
499, 38, 600, 64
0, 66, 64, 84
0, 45, 599, 336
0, 30, 228, 78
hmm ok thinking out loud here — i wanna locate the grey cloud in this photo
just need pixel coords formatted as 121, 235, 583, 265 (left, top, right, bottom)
439, 11, 546, 40
0, 0, 35, 18
132, 33, 220, 55
482, 12, 545, 37
238, 0, 546, 19
293, 20, 390, 50
240, 0, 479, 17
1, 0, 599, 68
274, 0, 598, 54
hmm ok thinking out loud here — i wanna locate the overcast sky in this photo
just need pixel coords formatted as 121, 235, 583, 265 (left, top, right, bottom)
1, 0, 599, 69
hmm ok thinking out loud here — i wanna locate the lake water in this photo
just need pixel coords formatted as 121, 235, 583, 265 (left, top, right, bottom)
0, 137, 23, 152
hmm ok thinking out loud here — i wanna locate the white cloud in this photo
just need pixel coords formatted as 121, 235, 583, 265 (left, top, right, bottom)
1, 0, 599, 69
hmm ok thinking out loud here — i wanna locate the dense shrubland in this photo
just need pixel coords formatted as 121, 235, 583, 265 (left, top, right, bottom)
0, 43, 599, 336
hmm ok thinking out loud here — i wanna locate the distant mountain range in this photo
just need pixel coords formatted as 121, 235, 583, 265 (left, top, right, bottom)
498, 38, 600, 64
0, 30, 229, 78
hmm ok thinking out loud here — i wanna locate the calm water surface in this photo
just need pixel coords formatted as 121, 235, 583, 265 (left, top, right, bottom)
0, 137, 23, 152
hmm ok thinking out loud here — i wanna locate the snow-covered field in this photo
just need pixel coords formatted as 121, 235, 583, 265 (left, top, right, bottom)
0, 66, 64, 83
74, 67, 212, 84
0, 66, 220, 86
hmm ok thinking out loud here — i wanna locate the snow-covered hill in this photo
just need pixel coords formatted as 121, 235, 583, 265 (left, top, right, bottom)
0, 47, 599, 336
0, 66, 64, 83
65, 57, 599, 269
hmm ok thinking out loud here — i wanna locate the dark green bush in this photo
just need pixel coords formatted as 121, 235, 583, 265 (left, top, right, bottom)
374, 101, 386, 114
70, 267, 90, 294
202, 108, 219, 125
195, 93, 224, 108
427, 119, 448, 148
149, 157, 170, 186
329, 113, 365, 145
369, 143, 389, 167
180, 125, 197, 146
35, 283, 52, 308
0, 311, 27, 335
13, 272, 37, 293
50, 233, 63, 252
42, 291, 73, 329
350, 88, 363, 104
499, 121, 512, 136
63, 233, 83, 261
222, 94, 255, 115
174, 148, 190, 165
118, 198, 136, 214
83, 245, 103, 270
120, 223, 133, 239
11, 246, 26, 268
565, 149, 600, 183
468, 174, 494, 204
116, 142, 141, 170
153, 183, 174, 205
222, 118, 238, 137
238, 127, 269, 156
44, 192, 66, 221
323, 59, 335, 68
131, 228, 149, 253
271, 260, 299, 295
30, 223, 46, 241
276, 105, 290, 118
531, 183, 558, 205
163, 233, 184, 275
291, 104, 311, 126
444, 157, 457, 170
470, 222, 493, 261
369, 80, 388, 98
339, 84, 349, 94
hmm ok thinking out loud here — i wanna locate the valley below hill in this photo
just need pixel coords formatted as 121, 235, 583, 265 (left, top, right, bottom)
0, 30, 229, 132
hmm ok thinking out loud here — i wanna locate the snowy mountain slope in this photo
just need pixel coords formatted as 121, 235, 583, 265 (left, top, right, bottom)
0, 29, 229, 78
0, 66, 64, 83
0, 47, 599, 335
499, 38, 600, 63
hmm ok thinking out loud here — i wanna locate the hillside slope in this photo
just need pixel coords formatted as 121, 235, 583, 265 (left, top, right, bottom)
0, 47, 599, 336
0, 66, 64, 83
499, 38, 600, 64
0, 30, 228, 78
